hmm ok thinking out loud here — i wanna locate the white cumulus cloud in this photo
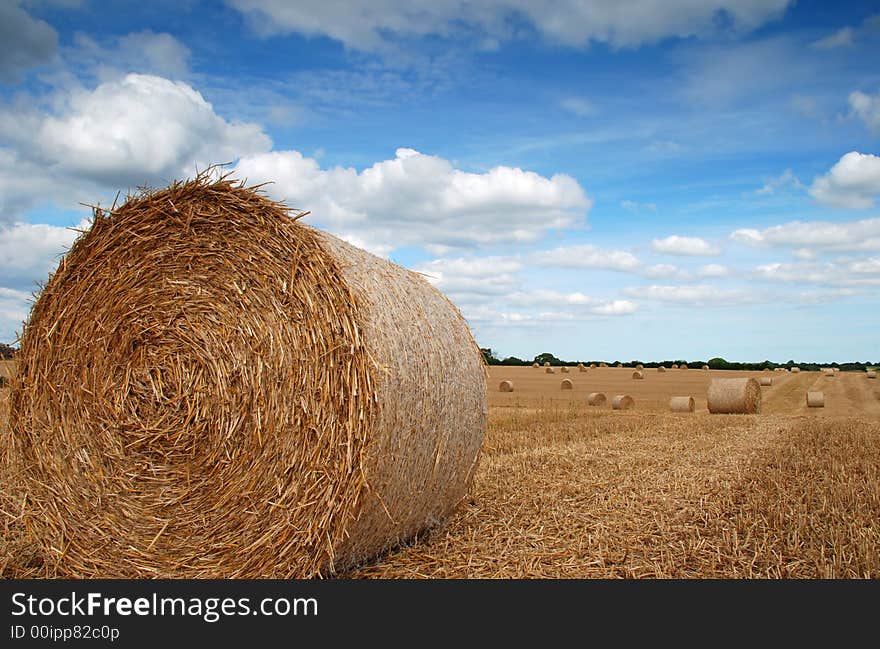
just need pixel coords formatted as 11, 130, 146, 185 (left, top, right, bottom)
529, 244, 639, 271
651, 235, 720, 256
233, 148, 590, 252
809, 151, 880, 209
730, 217, 880, 252
849, 90, 880, 134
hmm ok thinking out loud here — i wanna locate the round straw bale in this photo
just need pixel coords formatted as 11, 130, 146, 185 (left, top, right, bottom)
560, 366, 570, 373
599, 362, 608, 367
701, 365, 709, 370
832, 367, 840, 373
657, 366, 666, 372
671, 364, 679, 369
707, 377, 761, 414
4, 174, 487, 578
763, 367, 771, 372
806, 391, 825, 408
823, 368, 834, 377
867, 370, 877, 379
543, 361, 551, 367
611, 394, 634, 410
616, 363, 623, 368
680, 363, 688, 370
578, 364, 588, 372
760, 376, 772, 386
532, 362, 539, 368
560, 379, 573, 390
669, 396, 695, 413
586, 392, 606, 406
546, 367, 556, 374
499, 380, 514, 392
635, 363, 643, 370
791, 366, 800, 373
589, 363, 596, 368
632, 370, 644, 379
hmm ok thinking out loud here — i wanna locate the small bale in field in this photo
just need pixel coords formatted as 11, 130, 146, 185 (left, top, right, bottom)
680, 363, 688, 370
586, 392, 606, 406
560, 366, 570, 373
560, 379, 573, 390
616, 363, 623, 368
599, 362, 608, 368
657, 366, 666, 373
669, 396, 695, 413
499, 380, 514, 392
532, 362, 539, 368
707, 377, 761, 414
578, 364, 587, 373
611, 394, 634, 410
546, 367, 555, 374
635, 363, 643, 370
823, 368, 834, 377
543, 361, 551, 367
632, 370, 644, 380
671, 364, 679, 369
867, 370, 877, 379
791, 367, 800, 373
702, 365, 709, 370
806, 391, 825, 408
760, 377, 772, 386
832, 368, 840, 373
589, 363, 596, 368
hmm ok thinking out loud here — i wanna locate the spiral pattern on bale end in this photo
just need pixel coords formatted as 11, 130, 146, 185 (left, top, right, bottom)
5, 174, 486, 578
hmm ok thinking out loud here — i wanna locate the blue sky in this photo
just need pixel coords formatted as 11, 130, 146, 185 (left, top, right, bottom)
1, 0, 879, 363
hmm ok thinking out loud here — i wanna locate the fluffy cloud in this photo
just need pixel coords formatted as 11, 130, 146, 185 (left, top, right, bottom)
0, 287, 32, 343
643, 263, 682, 278
0, 2, 58, 82
624, 284, 756, 305
229, 0, 792, 51
731, 217, 880, 252
849, 91, 880, 134
529, 244, 639, 271
233, 148, 590, 252
1, 74, 270, 190
416, 256, 523, 298
697, 263, 729, 277
809, 151, 880, 209
73, 30, 192, 79
651, 235, 720, 256
753, 259, 880, 287
0, 221, 85, 290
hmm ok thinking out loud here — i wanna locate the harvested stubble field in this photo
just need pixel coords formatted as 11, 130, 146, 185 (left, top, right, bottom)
2, 361, 879, 578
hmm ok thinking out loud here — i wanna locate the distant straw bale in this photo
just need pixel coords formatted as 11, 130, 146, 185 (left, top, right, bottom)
586, 392, 606, 406
611, 394, 634, 410
669, 396, 695, 413
499, 380, 514, 392
806, 391, 825, 408
632, 371, 644, 380
760, 377, 772, 386
707, 377, 761, 414
560, 379, 573, 390
657, 366, 666, 373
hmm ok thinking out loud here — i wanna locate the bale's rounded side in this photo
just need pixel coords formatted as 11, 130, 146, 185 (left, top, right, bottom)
586, 392, 606, 406
543, 362, 550, 367
499, 380, 514, 392
806, 391, 825, 407
707, 378, 761, 414
669, 396, 695, 413
657, 366, 666, 373
867, 371, 877, 379
560, 379, 573, 390
680, 364, 688, 370
560, 366, 570, 373
760, 377, 772, 386
632, 371, 644, 380
532, 362, 539, 368
702, 365, 709, 370
611, 394, 634, 410
635, 364, 643, 370
5, 176, 486, 578
671, 364, 679, 369
791, 367, 800, 373
545, 367, 555, 374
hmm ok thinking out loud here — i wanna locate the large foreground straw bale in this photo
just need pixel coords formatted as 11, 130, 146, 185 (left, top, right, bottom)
707, 378, 761, 414
669, 396, 695, 413
611, 394, 634, 410
499, 380, 514, 392
586, 392, 606, 406
806, 391, 825, 407
4, 174, 487, 578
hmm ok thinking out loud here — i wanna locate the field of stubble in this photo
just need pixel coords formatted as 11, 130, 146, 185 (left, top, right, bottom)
2, 361, 879, 578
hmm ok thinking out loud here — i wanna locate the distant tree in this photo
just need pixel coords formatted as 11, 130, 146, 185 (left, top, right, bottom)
500, 356, 525, 366
533, 352, 563, 366
480, 348, 500, 365
707, 357, 729, 369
